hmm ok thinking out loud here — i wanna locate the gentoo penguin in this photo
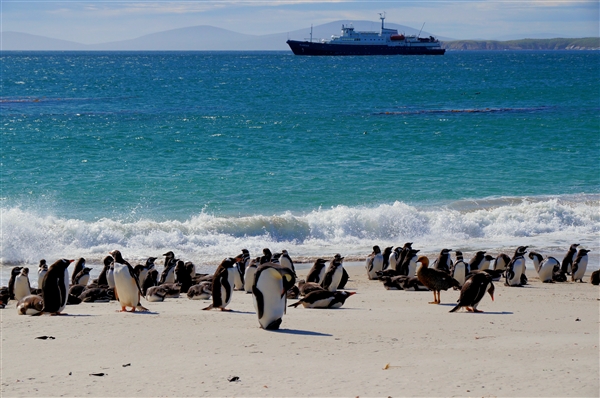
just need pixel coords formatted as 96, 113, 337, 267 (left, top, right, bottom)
95, 255, 113, 286
279, 249, 296, 275
141, 269, 159, 296
134, 257, 156, 285
37, 260, 48, 289
450, 251, 468, 287
244, 257, 259, 293
16, 295, 44, 315
174, 260, 193, 293
252, 263, 296, 330
590, 270, 600, 285
8, 267, 23, 300
493, 253, 511, 272
203, 257, 237, 311
107, 258, 115, 289
110, 250, 147, 312
561, 244, 580, 275
433, 249, 453, 274
505, 246, 528, 287
78, 287, 112, 303
41, 259, 73, 315
232, 253, 246, 291
388, 247, 401, 271
73, 267, 92, 286
298, 280, 326, 296
160, 251, 176, 284
321, 254, 345, 292
237, 249, 250, 278
571, 249, 590, 282
449, 272, 494, 313
381, 247, 393, 270
481, 255, 494, 271
288, 290, 356, 309
366, 245, 384, 280
14, 267, 32, 301
528, 252, 559, 283
337, 267, 350, 289
260, 248, 272, 264
271, 252, 282, 264
468, 251, 487, 272
146, 284, 181, 301
399, 248, 420, 277
306, 258, 328, 284
187, 282, 212, 300
71, 258, 86, 285
397, 242, 413, 268
416, 256, 460, 304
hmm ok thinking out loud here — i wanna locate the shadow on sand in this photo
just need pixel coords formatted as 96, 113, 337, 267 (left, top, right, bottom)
270, 328, 332, 336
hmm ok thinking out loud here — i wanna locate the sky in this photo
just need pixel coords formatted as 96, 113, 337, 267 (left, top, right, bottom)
1, 0, 598, 43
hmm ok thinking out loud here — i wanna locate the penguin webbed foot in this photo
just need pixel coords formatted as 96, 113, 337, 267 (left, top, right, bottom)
219, 307, 232, 312
202, 304, 214, 311
472, 308, 483, 313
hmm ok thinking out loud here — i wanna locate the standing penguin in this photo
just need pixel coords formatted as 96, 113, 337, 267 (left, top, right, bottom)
505, 246, 528, 286
41, 259, 73, 315
381, 247, 394, 270
366, 246, 384, 280
160, 251, 176, 284
8, 267, 23, 300
528, 252, 559, 283
561, 244, 580, 275
571, 249, 590, 282
107, 258, 116, 288
141, 269, 159, 296
252, 263, 296, 330
279, 250, 296, 275
450, 251, 468, 287
468, 251, 487, 272
481, 254, 495, 271
388, 247, 402, 271
493, 253, 511, 272
73, 267, 92, 286
433, 249, 453, 274
135, 257, 157, 285
203, 258, 237, 311
110, 250, 147, 312
244, 257, 259, 293
71, 258, 86, 285
37, 260, 48, 289
232, 252, 246, 291
449, 272, 495, 313
14, 267, 32, 301
306, 258, 328, 284
399, 249, 420, 277
95, 255, 113, 286
260, 248, 273, 264
174, 260, 193, 293
321, 254, 345, 292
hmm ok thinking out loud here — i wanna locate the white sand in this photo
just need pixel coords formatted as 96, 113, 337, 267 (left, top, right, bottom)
1, 263, 598, 397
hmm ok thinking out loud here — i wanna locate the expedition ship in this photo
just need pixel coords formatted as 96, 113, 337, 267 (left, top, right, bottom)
287, 14, 445, 56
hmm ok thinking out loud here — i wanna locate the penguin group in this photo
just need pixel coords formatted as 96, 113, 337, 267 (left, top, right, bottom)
367, 242, 593, 313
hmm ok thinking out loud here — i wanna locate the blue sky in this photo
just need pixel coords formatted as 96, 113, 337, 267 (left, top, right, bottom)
2, 1, 598, 43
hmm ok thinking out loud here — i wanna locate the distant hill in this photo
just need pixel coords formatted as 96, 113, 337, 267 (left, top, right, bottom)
2, 24, 598, 51
442, 37, 600, 51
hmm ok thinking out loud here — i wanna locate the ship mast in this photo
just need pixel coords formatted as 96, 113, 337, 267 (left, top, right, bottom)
379, 12, 386, 33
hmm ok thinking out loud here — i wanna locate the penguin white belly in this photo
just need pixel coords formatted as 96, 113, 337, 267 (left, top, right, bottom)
407, 259, 418, 277
244, 266, 257, 293
452, 263, 466, 287
507, 260, 524, 286
37, 271, 47, 289
78, 274, 90, 286
164, 268, 175, 284
479, 260, 490, 271
138, 269, 149, 285
233, 264, 244, 290
113, 264, 140, 307
366, 255, 383, 279
572, 258, 588, 281
327, 269, 343, 292
14, 276, 31, 301
253, 268, 286, 329
220, 272, 236, 307
107, 268, 115, 288
388, 253, 399, 271
537, 259, 556, 282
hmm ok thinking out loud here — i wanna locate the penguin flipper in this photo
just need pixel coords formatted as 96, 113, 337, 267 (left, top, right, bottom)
252, 285, 265, 319
449, 304, 461, 313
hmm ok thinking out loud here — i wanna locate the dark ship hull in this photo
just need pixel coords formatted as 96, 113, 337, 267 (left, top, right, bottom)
287, 40, 445, 56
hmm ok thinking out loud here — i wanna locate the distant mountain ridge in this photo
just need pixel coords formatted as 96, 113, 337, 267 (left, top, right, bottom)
2, 22, 598, 51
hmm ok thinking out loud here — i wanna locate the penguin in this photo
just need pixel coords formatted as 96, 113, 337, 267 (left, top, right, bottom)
252, 263, 296, 330
14, 267, 32, 301
306, 258, 328, 284
160, 251, 176, 284
71, 258, 86, 285
8, 267, 23, 300
203, 257, 237, 311
41, 259, 73, 315
381, 247, 393, 270
73, 267, 92, 286
107, 260, 115, 289
37, 260, 48, 289
244, 257, 259, 293
528, 252, 559, 283
110, 250, 147, 312
380, 275, 404, 290
286, 285, 300, 299
399, 249, 420, 277
321, 254, 345, 292
238, 249, 250, 277
450, 251, 468, 287
134, 257, 157, 285
288, 290, 356, 309
161, 283, 182, 298
416, 256, 460, 304
141, 269, 159, 296
366, 245, 384, 280
449, 272, 494, 313
481, 255, 495, 271
279, 250, 296, 275
271, 252, 282, 264
388, 247, 402, 271
590, 270, 599, 285
493, 253, 511, 272
232, 253, 246, 291
505, 246, 528, 286
571, 249, 590, 282
337, 267, 350, 289
561, 243, 580, 275
468, 251, 487, 272
174, 260, 193, 293
69, 284, 86, 298
187, 282, 212, 300
78, 287, 112, 303
145, 285, 168, 302
298, 280, 326, 296
95, 255, 113, 286
16, 295, 44, 315
433, 249, 453, 274
260, 248, 272, 264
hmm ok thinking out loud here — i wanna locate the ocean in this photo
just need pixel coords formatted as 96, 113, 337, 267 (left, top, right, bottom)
2, 50, 599, 282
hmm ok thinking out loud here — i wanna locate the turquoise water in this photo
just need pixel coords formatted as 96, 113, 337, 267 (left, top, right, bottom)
2, 51, 599, 269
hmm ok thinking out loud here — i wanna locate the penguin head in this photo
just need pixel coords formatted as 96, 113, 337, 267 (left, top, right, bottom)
570, 243, 580, 250
373, 246, 381, 254
21, 267, 30, 276
109, 250, 125, 263
74, 258, 86, 268
515, 246, 528, 256
403, 242, 413, 249
39, 259, 47, 267
440, 248, 452, 255
11, 267, 23, 276
103, 255, 114, 267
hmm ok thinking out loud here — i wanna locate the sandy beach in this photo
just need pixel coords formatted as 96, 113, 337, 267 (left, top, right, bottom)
1, 262, 598, 397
